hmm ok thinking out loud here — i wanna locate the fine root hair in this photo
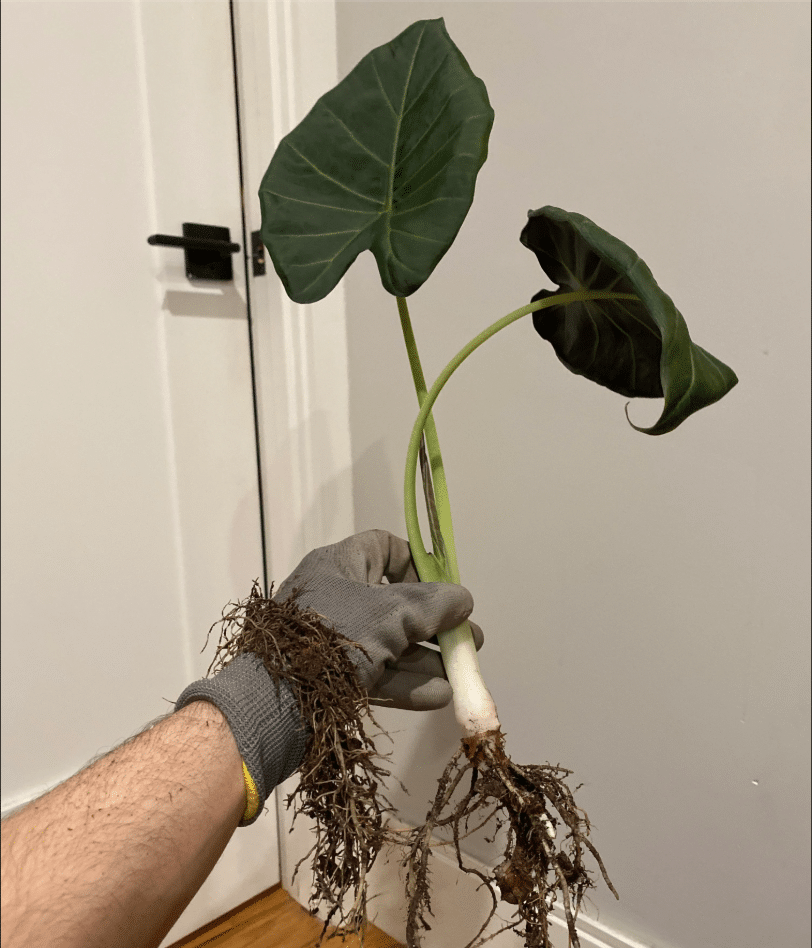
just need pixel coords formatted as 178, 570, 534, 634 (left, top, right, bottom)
203, 580, 401, 944
403, 728, 618, 948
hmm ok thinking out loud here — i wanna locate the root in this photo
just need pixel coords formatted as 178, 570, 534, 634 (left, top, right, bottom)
403, 728, 618, 948
203, 583, 617, 948
203, 580, 401, 944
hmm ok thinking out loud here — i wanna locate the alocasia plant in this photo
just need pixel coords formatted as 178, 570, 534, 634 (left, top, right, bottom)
258, 17, 737, 948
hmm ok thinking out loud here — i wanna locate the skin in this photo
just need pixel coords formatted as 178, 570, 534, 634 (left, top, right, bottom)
1, 700, 245, 948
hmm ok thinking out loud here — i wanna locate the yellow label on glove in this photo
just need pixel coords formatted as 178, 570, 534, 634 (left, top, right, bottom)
241, 760, 260, 823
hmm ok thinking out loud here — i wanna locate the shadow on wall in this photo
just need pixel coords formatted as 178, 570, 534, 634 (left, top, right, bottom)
162, 283, 248, 321
259, 411, 415, 572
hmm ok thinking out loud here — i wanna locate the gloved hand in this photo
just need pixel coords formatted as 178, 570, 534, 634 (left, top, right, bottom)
175, 529, 484, 825
273, 528, 485, 711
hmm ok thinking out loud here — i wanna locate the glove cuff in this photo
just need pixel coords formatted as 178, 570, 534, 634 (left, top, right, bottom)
175, 652, 310, 826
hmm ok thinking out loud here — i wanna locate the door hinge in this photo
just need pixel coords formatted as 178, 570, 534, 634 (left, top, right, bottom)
251, 231, 266, 277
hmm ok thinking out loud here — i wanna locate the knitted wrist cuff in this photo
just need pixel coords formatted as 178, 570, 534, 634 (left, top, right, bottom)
175, 652, 310, 826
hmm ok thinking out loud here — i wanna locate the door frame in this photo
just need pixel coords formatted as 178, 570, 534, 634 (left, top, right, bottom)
232, 0, 356, 893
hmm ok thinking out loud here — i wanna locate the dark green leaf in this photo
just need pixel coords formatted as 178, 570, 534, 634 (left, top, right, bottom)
259, 18, 494, 304
521, 206, 738, 435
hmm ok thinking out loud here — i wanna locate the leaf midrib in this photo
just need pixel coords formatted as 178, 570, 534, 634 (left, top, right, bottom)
386, 23, 428, 214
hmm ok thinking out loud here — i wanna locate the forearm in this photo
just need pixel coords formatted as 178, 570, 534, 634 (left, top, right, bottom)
1, 700, 245, 948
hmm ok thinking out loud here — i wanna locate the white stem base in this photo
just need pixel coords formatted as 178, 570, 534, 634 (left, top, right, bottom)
452, 678, 500, 737
440, 621, 500, 736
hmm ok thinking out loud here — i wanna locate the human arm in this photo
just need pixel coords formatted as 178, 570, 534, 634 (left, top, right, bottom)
1, 700, 245, 948
1, 530, 483, 948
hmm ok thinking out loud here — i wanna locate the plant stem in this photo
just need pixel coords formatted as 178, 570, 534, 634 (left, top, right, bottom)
396, 297, 459, 577
397, 290, 638, 735
397, 295, 497, 734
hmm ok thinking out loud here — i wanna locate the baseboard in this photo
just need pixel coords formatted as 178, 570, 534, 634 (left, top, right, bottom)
286, 814, 656, 948
376, 822, 654, 948
1, 780, 66, 820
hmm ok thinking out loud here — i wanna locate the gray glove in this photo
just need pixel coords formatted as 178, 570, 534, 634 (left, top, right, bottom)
174, 654, 308, 826
272, 528, 484, 711
174, 529, 483, 826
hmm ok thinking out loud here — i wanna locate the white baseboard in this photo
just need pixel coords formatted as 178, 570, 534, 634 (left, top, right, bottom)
284, 812, 656, 948
370, 821, 654, 948
1, 780, 67, 820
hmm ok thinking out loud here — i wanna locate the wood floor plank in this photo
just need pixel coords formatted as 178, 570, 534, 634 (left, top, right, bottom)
168, 886, 404, 948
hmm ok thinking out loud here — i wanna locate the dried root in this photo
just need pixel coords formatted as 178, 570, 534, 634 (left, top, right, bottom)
403, 728, 618, 948
203, 581, 401, 943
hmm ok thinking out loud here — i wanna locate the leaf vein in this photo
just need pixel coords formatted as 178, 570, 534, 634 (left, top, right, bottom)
401, 52, 451, 121
284, 142, 383, 206
320, 106, 390, 167
390, 228, 444, 244
394, 151, 476, 207
398, 107, 482, 181
268, 229, 360, 238
261, 189, 381, 215
370, 55, 397, 117
387, 23, 429, 208
391, 196, 468, 217
297, 222, 376, 295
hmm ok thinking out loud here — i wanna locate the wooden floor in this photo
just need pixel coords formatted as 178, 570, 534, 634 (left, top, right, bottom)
168, 884, 405, 948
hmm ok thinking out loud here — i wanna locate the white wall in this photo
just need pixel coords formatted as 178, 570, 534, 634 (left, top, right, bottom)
335, 3, 811, 948
0, 0, 191, 809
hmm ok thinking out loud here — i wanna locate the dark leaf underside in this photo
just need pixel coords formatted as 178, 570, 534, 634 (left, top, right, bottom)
521, 206, 738, 434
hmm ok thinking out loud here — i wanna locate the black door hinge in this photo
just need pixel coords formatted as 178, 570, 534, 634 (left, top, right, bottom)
251, 231, 266, 277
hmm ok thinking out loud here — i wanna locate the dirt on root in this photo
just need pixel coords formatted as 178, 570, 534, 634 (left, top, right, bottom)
203, 580, 400, 943
404, 728, 618, 948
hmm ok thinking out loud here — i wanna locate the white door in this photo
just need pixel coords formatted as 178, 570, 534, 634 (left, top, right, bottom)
1, 2, 277, 942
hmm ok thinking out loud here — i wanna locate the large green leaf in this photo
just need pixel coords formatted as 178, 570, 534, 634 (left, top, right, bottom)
259, 18, 494, 305
521, 206, 738, 435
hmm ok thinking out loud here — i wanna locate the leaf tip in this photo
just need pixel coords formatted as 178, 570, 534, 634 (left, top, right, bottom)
624, 399, 665, 436
623, 400, 641, 432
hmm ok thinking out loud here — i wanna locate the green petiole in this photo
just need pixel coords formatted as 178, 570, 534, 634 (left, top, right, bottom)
397, 290, 639, 734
